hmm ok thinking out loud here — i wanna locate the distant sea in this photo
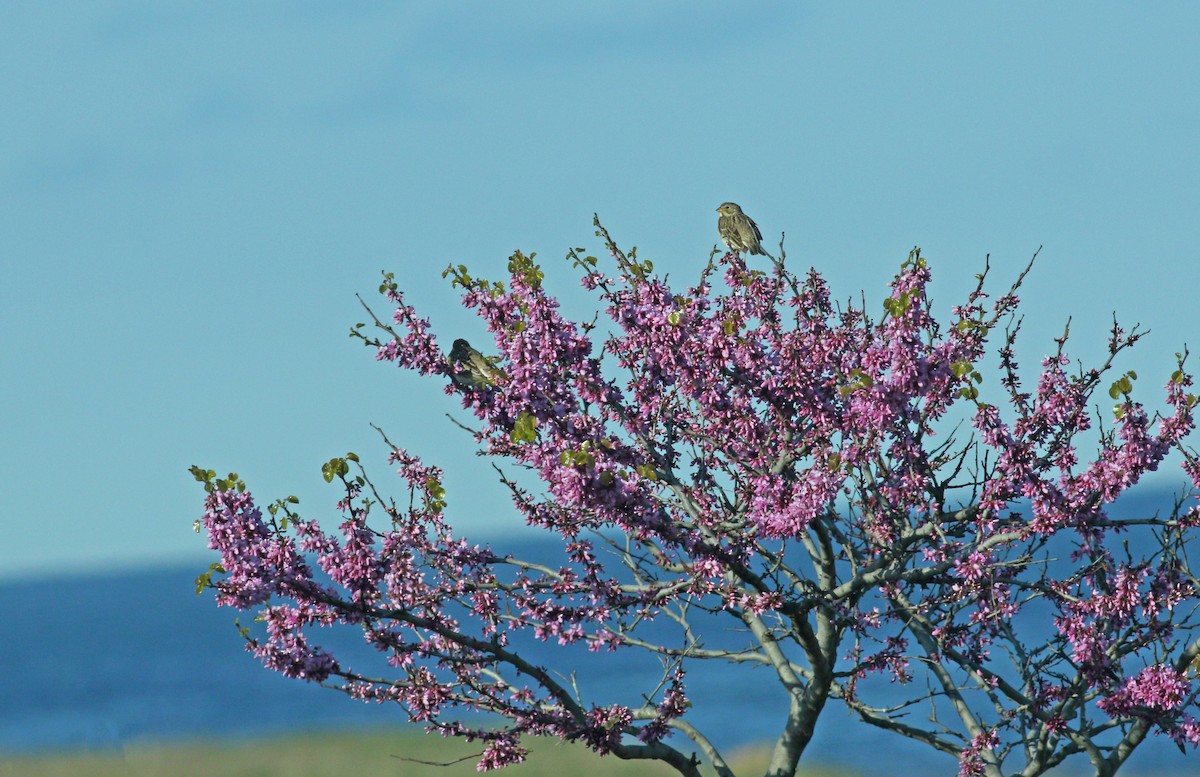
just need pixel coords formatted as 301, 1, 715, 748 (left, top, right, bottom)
3, 514, 1197, 776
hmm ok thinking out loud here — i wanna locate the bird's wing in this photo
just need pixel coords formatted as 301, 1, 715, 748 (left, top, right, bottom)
739, 215, 762, 244
469, 350, 508, 383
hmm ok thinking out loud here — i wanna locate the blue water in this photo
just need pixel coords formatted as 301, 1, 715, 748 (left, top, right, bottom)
1, 532, 1196, 776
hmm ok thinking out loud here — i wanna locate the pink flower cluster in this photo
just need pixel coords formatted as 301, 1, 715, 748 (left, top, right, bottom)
1099, 664, 1189, 716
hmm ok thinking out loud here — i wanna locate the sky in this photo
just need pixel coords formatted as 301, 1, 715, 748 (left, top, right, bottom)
2, 2, 1198, 581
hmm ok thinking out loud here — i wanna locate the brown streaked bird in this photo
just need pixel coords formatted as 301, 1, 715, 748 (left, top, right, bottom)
448, 338, 506, 391
716, 202, 766, 257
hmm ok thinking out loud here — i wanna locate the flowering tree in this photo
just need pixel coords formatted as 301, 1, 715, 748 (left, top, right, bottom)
194, 219, 1200, 777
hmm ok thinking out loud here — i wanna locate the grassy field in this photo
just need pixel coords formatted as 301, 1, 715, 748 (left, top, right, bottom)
0, 729, 858, 777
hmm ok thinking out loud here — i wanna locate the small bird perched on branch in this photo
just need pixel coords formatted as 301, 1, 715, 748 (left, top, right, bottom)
448, 338, 506, 391
716, 202, 766, 257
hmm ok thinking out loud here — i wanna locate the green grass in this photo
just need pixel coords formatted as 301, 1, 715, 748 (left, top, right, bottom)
0, 729, 858, 777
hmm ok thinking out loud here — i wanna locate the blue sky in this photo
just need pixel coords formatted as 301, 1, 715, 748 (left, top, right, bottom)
2, 3, 1198, 580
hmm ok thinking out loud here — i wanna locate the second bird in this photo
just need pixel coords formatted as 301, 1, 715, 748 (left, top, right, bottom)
448, 338, 506, 391
716, 202, 766, 257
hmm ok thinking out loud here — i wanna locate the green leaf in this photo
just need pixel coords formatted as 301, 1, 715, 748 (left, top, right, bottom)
422, 476, 447, 515
189, 465, 218, 493
215, 472, 244, 492
321, 457, 348, 483
850, 369, 873, 388
667, 311, 681, 326
559, 448, 595, 468
194, 562, 225, 595
507, 251, 544, 290
883, 292, 912, 318
510, 412, 539, 444
635, 464, 658, 481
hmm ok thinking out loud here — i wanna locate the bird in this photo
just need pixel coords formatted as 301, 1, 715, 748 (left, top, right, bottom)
716, 202, 766, 257
448, 338, 506, 391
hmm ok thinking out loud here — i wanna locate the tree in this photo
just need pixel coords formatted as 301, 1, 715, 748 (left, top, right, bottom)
194, 219, 1200, 777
